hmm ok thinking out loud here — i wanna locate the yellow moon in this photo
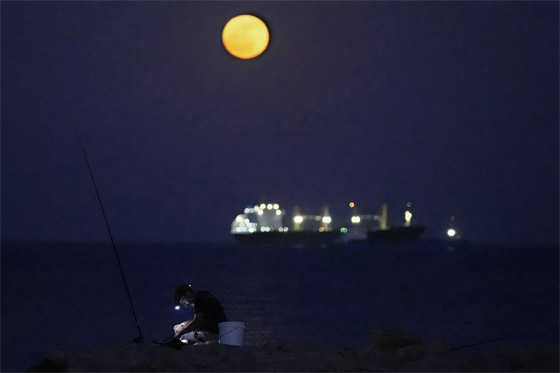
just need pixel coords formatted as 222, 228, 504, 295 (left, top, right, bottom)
222, 15, 269, 59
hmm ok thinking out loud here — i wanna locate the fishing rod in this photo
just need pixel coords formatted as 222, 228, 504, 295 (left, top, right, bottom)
72, 124, 144, 344
449, 328, 558, 352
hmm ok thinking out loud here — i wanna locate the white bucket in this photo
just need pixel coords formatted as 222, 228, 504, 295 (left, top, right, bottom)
218, 321, 245, 346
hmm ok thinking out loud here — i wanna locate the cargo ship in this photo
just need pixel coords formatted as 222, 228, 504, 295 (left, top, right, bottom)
231, 202, 425, 246
231, 203, 340, 246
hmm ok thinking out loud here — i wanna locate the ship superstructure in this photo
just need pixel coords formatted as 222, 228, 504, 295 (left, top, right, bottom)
231, 203, 287, 234
231, 203, 339, 246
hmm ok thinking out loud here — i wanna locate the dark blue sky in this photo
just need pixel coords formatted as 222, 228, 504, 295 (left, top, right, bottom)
2, 1, 558, 245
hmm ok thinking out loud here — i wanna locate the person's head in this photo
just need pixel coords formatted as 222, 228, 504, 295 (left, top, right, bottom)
174, 284, 197, 308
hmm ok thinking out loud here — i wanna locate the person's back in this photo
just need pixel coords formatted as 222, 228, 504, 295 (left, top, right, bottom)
193, 291, 227, 334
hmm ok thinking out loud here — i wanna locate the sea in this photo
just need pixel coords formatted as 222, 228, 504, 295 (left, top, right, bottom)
1, 240, 558, 372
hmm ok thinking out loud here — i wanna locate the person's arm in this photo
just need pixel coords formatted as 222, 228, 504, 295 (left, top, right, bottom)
173, 313, 205, 339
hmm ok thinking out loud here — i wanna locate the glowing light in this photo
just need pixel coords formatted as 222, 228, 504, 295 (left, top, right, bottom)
405, 210, 412, 224
319, 227, 325, 232
222, 15, 269, 60
349, 202, 355, 208
322, 216, 332, 224
244, 208, 250, 214
175, 305, 180, 310
351, 216, 361, 224
276, 210, 282, 215
267, 204, 273, 210
447, 229, 456, 237
273, 204, 279, 210
293, 215, 304, 224
340, 227, 348, 233
406, 202, 411, 208
257, 210, 263, 215
260, 203, 266, 209
279, 227, 284, 232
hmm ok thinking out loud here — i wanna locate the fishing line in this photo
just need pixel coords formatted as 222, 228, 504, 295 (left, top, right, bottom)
72, 124, 144, 344
449, 328, 558, 352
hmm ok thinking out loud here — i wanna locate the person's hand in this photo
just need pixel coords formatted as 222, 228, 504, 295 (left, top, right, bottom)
173, 322, 188, 336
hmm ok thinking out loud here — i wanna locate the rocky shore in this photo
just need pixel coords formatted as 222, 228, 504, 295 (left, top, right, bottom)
28, 329, 558, 372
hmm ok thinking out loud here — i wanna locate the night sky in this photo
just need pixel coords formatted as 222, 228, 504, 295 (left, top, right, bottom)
2, 1, 558, 246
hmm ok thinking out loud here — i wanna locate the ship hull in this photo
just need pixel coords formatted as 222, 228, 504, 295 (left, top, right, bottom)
232, 231, 340, 246
367, 225, 425, 242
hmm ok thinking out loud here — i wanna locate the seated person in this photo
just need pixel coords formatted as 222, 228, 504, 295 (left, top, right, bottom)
155, 284, 227, 348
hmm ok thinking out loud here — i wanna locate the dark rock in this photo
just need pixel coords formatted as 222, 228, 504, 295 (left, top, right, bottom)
369, 328, 422, 353
28, 352, 68, 372
26, 330, 560, 372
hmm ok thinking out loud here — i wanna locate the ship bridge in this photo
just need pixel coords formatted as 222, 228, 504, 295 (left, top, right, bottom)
231, 203, 286, 234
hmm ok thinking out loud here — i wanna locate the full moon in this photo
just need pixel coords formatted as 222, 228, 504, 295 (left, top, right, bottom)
222, 15, 269, 59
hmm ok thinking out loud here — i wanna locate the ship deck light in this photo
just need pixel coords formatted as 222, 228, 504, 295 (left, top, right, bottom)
351, 216, 361, 224
447, 228, 457, 238
405, 210, 412, 224
294, 215, 304, 224
322, 216, 332, 224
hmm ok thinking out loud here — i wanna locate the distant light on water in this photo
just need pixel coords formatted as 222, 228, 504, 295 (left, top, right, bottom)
351, 216, 361, 224
447, 229, 456, 238
349, 202, 355, 208
293, 215, 304, 224
175, 305, 180, 310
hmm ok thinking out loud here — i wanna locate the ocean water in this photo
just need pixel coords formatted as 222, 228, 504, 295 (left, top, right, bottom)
1, 241, 558, 372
